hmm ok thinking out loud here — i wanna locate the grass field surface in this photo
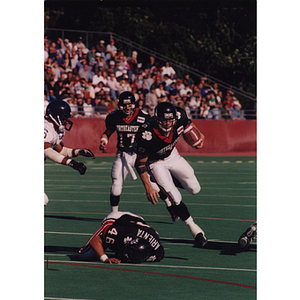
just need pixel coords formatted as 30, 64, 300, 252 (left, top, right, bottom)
44, 156, 256, 300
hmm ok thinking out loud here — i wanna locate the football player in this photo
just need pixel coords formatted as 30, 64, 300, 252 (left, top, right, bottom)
78, 211, 164, 263
44, 100, 95, 205
99, 91, 151, 212
134, 102, 207, 247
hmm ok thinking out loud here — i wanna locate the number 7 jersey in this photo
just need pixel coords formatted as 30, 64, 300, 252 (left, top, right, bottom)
105, 109, 151, 152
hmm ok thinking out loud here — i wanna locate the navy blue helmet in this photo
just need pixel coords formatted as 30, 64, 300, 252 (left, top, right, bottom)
45, 100, 73, 132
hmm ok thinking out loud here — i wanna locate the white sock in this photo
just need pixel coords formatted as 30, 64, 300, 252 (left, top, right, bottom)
184, 216, 205, 238
111, 205, 119, 212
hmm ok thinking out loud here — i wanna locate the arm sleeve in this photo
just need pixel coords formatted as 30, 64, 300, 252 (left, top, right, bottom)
44, 147, 69, 164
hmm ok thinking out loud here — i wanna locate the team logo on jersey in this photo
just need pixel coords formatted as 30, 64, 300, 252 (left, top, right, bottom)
137, 116, 146, 123
177, 125, 184, 135
142, 131, 152, 141
123, 236, 133, 244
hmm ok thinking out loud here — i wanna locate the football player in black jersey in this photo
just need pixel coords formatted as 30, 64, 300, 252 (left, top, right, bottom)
135, 102, 207, 247
99, 91, 151, 212
78, 211, 164, 263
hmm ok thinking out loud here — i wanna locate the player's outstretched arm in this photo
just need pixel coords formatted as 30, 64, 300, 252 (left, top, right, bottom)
135, 155, 159, 205
89, 235, 121, 264
44, 143, 87, 175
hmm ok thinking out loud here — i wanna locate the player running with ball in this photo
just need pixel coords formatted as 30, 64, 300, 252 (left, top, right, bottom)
134, 102, 207, 247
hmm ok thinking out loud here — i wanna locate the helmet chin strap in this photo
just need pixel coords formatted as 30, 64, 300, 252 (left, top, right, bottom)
49, 114, 64, 132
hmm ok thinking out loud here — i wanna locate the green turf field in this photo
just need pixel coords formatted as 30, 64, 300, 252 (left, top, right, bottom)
44, 156, 257, 300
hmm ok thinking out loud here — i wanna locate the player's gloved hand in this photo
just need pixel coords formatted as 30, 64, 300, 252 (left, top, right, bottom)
76, 149, 95, 159
68, 159, 87, 175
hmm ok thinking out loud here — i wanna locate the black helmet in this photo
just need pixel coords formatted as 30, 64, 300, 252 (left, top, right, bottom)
123, 238, 152, 263
45, 100, 73, 132
154, 102, 177, 132
118, 91, 136, 115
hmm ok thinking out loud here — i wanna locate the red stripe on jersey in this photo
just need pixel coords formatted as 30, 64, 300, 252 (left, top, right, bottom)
153, 128, 174, 143
80, 220, 115, 251
123, 109, 139, 124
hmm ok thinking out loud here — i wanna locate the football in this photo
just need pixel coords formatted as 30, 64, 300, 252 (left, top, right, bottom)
183, 125, 204, 148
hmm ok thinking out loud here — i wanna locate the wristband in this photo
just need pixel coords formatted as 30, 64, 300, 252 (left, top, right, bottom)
100, 137, 108, 144
100, 254, 108, 262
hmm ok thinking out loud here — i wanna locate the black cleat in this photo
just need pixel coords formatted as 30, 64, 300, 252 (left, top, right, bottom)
195, 232, 208, 248
238, 223, 257, 249
167, 206, 180, 222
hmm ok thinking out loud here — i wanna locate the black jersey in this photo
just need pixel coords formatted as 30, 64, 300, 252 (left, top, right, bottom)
105, 109, 150, 152
80, 214, 164, 262
135, 106, 191, 161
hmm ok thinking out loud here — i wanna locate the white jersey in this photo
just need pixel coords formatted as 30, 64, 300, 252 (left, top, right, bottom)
44, 119, 65, 148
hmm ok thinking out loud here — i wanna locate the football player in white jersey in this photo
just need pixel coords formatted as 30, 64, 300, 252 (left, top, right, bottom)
44, 100, 95, 205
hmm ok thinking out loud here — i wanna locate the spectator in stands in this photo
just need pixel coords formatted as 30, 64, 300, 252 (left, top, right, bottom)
145, 85, 158, 116
189, 93, 201, 119
62, 52, 72, 71
155, 83, 167, 101
107, 72, 120, 100
161, 61, 176, 79
106, 39, 117, 62
64, 38, 73, 52
96, 40, 106, 58
127, 52, 138, 82
47, 89, 57, 102
53, 79, 64, 100
180, 80, 193, 97
207, 91, 222, 120
183, 73, 194, 89
83, 97, 94, 118
75, 93, 85, 118
71, 49, 78, 70
76, 37, 86, 50
146, 55, 156, 72
78, 62, 93, 82
230, 100, 242, 120
51, 61, 62, 82
221, 103, 232, 120
92, 70, 104, 87
53, 50, 65, 67
94, 97, 109, 119
199, 97, 209, 119
44, 65, 53, 84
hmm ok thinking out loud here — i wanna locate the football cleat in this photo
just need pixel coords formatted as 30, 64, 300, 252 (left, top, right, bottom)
238, 222, 257, 249
194, 232, 208, 248
167, 206, 180, 222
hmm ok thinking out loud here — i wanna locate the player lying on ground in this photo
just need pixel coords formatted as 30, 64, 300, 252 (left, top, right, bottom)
44, 100, 95, 205
134, 102, 207, 247
78, 211, 164, 264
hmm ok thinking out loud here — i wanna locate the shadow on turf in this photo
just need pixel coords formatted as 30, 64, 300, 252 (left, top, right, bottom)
160, 238, 256, 256
45, 214, 103, 222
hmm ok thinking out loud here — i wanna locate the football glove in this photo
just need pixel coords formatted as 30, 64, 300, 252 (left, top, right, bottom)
77, 149, 95, 159
68, 160, 87, 175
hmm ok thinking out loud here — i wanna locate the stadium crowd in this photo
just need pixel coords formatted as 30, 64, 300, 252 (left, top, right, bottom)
44, 36, 243, 120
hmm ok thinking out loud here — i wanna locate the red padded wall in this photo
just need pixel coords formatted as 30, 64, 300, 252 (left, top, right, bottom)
63, 119, 256, 156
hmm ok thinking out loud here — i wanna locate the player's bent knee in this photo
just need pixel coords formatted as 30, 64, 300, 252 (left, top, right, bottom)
186, 180, 201, 195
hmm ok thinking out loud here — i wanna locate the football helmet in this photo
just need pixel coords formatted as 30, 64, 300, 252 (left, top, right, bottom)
118, 91, 136, 115
123, 238, 152, 263
155, 102, 177, 132
45, 100, 73, 132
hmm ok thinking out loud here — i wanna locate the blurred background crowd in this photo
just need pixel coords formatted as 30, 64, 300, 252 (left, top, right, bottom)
44, 36, 245, 120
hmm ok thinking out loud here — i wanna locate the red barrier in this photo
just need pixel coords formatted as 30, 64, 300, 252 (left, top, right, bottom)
63, 119, 256, 156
